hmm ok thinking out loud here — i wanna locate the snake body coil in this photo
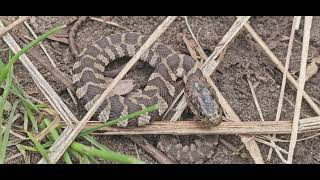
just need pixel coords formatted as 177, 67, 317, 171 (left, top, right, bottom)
72, 32, 221, 127
72, 31, 221, 163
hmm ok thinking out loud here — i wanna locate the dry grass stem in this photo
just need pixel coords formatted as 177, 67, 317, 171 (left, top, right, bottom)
83, 119, 320, 135
268, 16, 300, 161
35, 115, 61, 141
21, 17, 57, 68
4, 153, 22, 163
201, 16, 251, 75
255, 138, 288, 163
0, 16, 30, 37
274, 16, 299, 123
256, 138, 288, 154
287, 16, 313, 164
294, 17, 301, 30
184, 16, 207, 60
242, 20, 320, 116
247, 78, 265, 121
134, 143, 140, 160
1, 113, 27, 140
90, 17, 130, 31
79, 116, 320, 136
219, 138, 241, 153
128, 135, 174, 164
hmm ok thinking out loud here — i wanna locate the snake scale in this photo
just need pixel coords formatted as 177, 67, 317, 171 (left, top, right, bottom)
71, 17, 222, 163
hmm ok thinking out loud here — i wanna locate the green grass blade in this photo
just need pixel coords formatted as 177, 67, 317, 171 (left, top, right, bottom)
0, 59, 40, 112
62, 151, 73, 164
42, 118, 72, 164
70, 142, 145, 164
40, 110, 151, 164
11, 84, 39, 112
0, 67, 13, 149
16, 144, 29, 163
16, 144, 43, 152
26, 131, 51, 164
43, 118, 144, 164
0, 25, 65, 84
69, 150, 82, 162
80, 104, 158, 136
35, 103, 49, 110
82, 134, 110, 151
79, 154, 90, 164
1, 101, 18, 151
8, 49, 13, 59
87, 155, 98, 164
0, 96, 11, 112
0, 101, 18, 164
16, 141, 54, 152
25, 106, 38, 133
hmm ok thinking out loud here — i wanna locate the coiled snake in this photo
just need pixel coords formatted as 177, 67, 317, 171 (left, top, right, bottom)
71, 17, 222, 163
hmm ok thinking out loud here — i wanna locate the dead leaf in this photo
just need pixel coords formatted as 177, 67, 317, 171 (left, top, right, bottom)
181, 32, 208, 63
0, 96, 12, 111
105, 78, 135, 96
306, 60, 318, 81
47, 34, 69, 44
181, 32, 201, 61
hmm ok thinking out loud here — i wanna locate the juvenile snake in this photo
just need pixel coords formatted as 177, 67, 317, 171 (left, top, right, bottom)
70, 17, 222, 163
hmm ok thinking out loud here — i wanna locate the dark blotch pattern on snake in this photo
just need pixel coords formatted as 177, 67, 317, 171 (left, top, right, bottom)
72, 31, 222, 163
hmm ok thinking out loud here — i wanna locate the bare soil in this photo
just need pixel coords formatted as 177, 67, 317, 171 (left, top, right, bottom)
1, 16, 320, 164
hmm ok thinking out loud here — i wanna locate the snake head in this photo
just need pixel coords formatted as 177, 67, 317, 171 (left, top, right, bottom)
185, 69, 222, 126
